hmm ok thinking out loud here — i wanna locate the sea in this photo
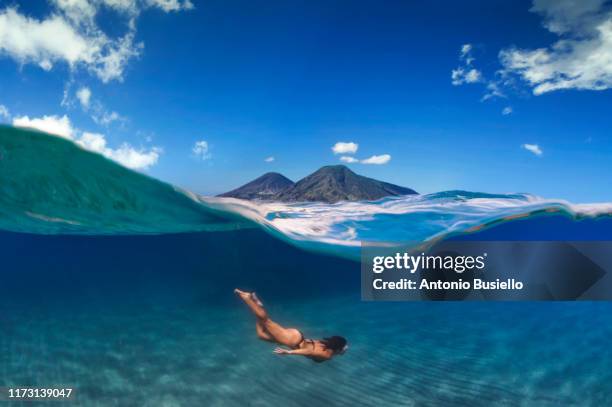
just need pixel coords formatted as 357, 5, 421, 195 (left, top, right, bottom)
1, 126, 611, 406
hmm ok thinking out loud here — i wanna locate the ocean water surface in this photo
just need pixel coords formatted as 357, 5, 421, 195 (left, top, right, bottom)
1, 127, 612, 405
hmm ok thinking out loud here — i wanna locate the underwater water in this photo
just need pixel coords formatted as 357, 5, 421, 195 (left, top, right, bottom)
2, 229, 612, 406
1, 127, 612, 405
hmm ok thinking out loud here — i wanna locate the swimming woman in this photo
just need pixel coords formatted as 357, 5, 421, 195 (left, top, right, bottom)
234, 289, 348, 362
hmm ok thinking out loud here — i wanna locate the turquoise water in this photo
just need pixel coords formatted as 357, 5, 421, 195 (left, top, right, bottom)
2, 127, 612, 405
1, 230, 612, 406
0, 126, 610, 258
5, 297, 612, 406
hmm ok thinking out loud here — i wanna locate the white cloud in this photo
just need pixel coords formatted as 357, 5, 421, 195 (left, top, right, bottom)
101, 0, 194, 15
13, 114, 74, 138
460, 43, 476, 65
13, 113, 160, 169
264, 156, 275, 162
77, 131, 160, 169
103, 142, 160, 169
93, 109, 122, 125
339, 156, 358, 163
101, 0, 138, 13
451, 43, 484, 86
0, 1, 192, 83
192, 140, 211, 160
39, 59, 53, 70
530, 0, 607, 35
0, 8, 96, 66
522, 143, 543, 156
361, 154, 391, 165
502, 106, 513, 115
76, 86, 91, 109
64, 84, 124, 125
147, 0, 194, 12
90, 31, 142, 83
53, 0, 98, 25
465, 69, 481, 83
452, 43, 508, 100
0, 104, 9, 120
500, 0, 612, 94
461, 43, 472, 56
481, 81, 506, 101
0, 6, 134, 83
451, 68, 482, 85
78, 131, 107, 151
332, 141, 358, 155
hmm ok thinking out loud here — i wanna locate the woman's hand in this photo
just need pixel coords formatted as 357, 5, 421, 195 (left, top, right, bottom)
274, 347, 290, 355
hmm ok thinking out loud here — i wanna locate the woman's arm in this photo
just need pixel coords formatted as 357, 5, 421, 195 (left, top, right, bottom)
274, 347, 316, 357
273, 347, 331, 360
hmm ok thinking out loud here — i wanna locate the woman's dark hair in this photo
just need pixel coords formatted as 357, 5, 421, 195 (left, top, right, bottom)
321, 336, 348, 354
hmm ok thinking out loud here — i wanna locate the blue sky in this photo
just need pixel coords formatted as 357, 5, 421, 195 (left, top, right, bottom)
0, 0, 610, 201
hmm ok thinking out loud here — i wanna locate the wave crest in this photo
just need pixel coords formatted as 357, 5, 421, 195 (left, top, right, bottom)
1, 126, 610, 259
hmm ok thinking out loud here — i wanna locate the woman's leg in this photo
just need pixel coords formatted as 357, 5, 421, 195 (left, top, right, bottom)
260, 319, 303, 348
235, 289, 267, 319
256, 321, 274, 342
235, 289, 303, 348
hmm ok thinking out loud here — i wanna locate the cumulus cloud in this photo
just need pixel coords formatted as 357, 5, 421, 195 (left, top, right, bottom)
480, 81, 507, 101
0, 1, 192, 83
192, 140, 211, 160
334, 145, 391, 164
13, 114, 74, 138
264, 156, 275, 162
90, 31, 142, 83
110, 144, 160, 170
502, 106, 513, 115
499, 0, 612, 95
451, 43, 483, 85
0, 104, 10, 120
147, 0, 194, 12
78, 131, 107, 151
530, 0, 607, 34
65, 84, 124, 125
78, 132, 160, 169
13, 113, 160, 169
0, 8, 93, 70
39, 59, 53, 70
0, 7, 126, 82
332, 141, 358, 155
522, 143, 543, 156
452, 1, 612, 99
451, 68, 482, 85
361, 154, 391, 165
53, 0, 98, 24
92, 109, 123, 125
339, 156, 358, 163
461, 44, 473, 59
76, 86, 91, 109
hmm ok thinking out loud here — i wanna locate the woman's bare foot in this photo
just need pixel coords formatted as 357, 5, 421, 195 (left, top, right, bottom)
234, 288, 251, 301
234, 289, 264, 307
